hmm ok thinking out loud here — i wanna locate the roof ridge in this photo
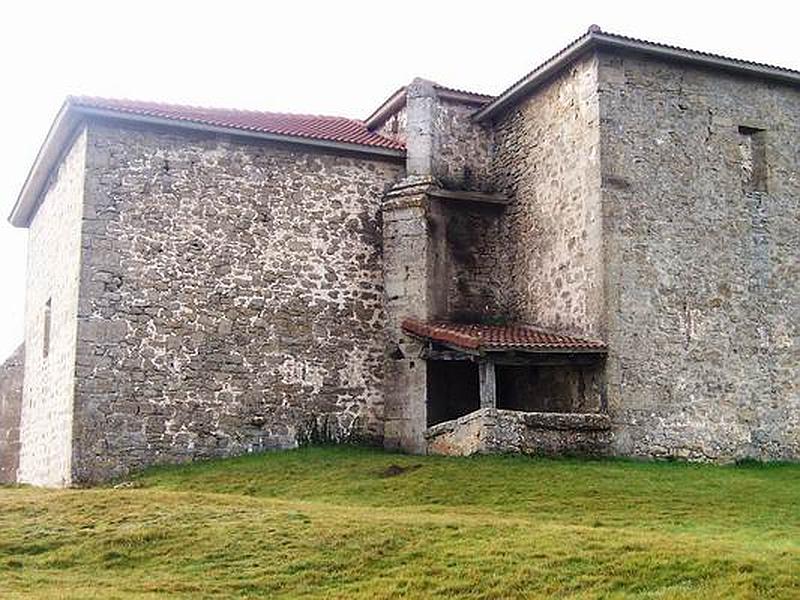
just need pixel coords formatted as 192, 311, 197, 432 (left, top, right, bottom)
68, 95, 367, 123
596, 29, 800, 75
432, 83, 495, 99
475, 25, 800, 122
63, 95, 407, 151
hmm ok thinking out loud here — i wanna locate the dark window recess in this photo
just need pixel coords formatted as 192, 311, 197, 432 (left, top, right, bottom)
738, 125, 767, 193
495, 364, 603, 413
426, 361, 479, 426
43, 298, 52, 359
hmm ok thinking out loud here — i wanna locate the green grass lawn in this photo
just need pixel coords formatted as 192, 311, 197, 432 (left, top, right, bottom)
0, 447, 798, 599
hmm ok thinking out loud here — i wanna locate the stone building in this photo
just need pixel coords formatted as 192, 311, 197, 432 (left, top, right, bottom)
2, 27, 798, 486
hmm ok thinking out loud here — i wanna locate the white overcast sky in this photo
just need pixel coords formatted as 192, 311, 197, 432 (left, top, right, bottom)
0, 0, 798, 359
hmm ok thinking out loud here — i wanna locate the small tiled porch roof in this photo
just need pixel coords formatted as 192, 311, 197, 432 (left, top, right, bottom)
401, 319, 606, 353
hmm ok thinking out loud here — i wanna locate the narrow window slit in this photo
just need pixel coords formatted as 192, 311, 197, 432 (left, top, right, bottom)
738, 125, 767, 192
43, 298, 52, 359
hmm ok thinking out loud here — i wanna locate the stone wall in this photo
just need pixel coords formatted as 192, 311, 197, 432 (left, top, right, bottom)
71, 120, 403, 483
18, 130, 86, 487
598, 51, 800, 461
402, 80, 494, 190
491, 54, 605, 338
437, 202, 504, 321
433, 99, 494, 191
375, 106, 407, 146
0, 345, 24, 483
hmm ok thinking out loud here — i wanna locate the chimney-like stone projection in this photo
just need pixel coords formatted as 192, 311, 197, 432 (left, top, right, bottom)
381, 81, 501, 452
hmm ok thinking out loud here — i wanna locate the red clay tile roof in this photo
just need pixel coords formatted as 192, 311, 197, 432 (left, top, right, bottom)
69, 96, 406, 151
402, 319, 606, 353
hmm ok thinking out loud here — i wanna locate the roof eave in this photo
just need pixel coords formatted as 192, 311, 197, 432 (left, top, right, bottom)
594, 33, 800, 86
483, 345, 607, 355
364, 87, 406, 130
474, 31, 800, 123
9, 103, 406, 228
365, 84, 495, 130
473, 33, 596, 123
8, 101, 80, 228
434, 86, 494, 106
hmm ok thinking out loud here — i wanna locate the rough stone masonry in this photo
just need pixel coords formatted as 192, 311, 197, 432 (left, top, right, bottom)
0, 345, 24, 484
3, 27, 798, 485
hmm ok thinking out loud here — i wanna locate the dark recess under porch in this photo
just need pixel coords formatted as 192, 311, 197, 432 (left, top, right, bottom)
425, 354, 606, 428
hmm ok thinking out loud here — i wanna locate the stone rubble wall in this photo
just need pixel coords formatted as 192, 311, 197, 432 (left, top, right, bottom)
428, 93, 499, 320
491, 54, 605, 337
0, 345, 24, 484
597, 51, 800, 461
375, 106, 407, 146
402, 80, 494, 191
432, 99, 494, 191
71, 120, 403, 483
435, 201, 504, 321
17, 130, 87, 487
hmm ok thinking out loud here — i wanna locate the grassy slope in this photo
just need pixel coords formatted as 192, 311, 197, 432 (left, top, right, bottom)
0, 447, 798, 599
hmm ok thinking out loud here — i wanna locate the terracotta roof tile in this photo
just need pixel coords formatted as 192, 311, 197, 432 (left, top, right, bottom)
402, 319, 606, 353
69, 96, 406, 151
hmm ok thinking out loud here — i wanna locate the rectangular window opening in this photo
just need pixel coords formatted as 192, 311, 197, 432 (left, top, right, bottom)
738, 125, 767, 193
426, 361, 479, 427
43, 298, 52, 359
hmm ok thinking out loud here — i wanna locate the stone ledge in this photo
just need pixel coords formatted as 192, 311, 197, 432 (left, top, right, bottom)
520, 411, 611, 431
425, 408, 490, 439
425, 408, 610, 438
425, 408, 613, 457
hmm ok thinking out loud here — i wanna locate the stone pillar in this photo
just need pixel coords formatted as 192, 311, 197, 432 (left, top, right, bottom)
382, 178, 443, 453
478, 361, 497, 409
381, 79, 464, 453
405, 79, 436, 178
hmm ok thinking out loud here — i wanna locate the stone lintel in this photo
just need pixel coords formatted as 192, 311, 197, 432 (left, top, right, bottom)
426, 187, 510, 207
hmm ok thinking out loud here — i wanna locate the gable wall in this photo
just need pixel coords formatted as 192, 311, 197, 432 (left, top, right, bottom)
71, 121, 403, 483
598, 51, 800, 460
490, 53, 605, 337
18, 129, 87, 487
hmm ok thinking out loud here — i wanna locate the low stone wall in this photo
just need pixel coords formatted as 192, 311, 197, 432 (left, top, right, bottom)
0, 345, 24, 484
425, 408, 612, 456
